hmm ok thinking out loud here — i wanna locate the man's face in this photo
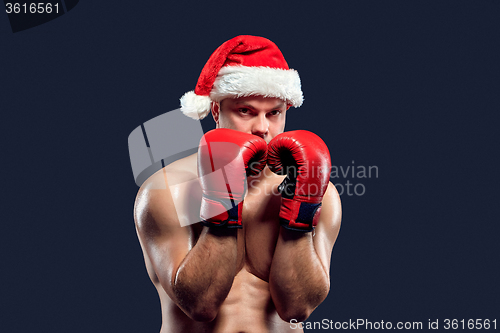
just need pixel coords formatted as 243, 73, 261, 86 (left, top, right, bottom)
211, 96, 288, 143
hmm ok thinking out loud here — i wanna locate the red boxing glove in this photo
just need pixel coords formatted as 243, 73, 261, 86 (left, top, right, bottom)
267, 130, 331, 232
198, 128, 267, 228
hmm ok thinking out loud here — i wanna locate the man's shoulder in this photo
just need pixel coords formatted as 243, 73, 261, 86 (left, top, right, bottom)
163, 152, 199, 183
325, 182, 341, 208
139, 153, 198, 190
134, 153, 199, 229
320, 182, 342, 228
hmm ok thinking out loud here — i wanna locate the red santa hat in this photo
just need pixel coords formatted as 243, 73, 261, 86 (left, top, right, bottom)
180, 35, 303, 120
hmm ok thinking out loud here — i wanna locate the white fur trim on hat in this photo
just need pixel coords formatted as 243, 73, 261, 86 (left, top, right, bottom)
180, 65, 303, 120
180, 91, 212, 120
210, 66, 303, 107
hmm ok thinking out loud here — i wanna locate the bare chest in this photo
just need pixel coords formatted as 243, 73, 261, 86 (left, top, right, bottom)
188, 171, 285, 280
238, 175, 284, 281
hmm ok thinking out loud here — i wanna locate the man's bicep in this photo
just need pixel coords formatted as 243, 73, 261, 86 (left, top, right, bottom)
135, 185, 193, 298
314, 182, 342, 275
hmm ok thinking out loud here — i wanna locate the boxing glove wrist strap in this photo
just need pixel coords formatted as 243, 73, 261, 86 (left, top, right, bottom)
200, 195, 243, 228
279, 197, 322, 232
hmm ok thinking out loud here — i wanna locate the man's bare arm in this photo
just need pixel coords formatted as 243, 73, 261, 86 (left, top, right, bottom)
134, 169, 239, 322
269, 182, 341, 322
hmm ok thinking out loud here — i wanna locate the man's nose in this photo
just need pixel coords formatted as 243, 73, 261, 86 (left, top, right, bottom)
251, 114, 269, 138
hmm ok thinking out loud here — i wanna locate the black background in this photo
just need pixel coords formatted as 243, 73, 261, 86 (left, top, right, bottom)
1, 1, 499, 332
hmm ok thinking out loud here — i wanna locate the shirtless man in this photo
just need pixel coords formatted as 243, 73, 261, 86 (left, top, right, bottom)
134, 35, 342, 333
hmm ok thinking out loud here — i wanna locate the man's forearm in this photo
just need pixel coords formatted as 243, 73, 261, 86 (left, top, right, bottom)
172, 227, 238, 322
269, 228, 330, 322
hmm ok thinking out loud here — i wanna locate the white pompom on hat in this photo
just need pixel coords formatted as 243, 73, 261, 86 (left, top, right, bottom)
180, 35, 303, 120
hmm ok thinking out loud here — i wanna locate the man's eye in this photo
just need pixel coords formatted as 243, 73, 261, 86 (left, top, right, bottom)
239, 108, 250, 114
269, 110, 281, 116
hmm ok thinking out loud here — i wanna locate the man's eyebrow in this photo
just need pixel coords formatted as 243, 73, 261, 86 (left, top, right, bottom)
233, 101, 262, 108
272, 101, 286, 109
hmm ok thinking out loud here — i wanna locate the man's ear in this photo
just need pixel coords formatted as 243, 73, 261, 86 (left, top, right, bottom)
211, 101, 220, 126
